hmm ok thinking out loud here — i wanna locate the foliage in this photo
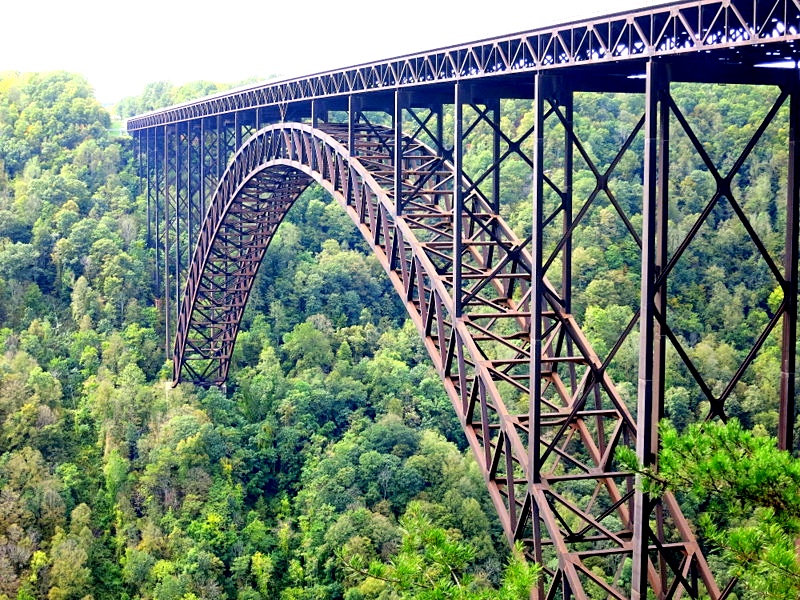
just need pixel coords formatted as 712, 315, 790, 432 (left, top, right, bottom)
0, 70, 796, 600
620, 420, 800, 599
340, 502, 538, 600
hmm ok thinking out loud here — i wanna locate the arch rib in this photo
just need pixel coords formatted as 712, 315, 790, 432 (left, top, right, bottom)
174, 121, 720, 599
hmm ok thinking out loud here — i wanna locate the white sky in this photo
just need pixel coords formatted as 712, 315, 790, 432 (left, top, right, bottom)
1, 0, 665, 105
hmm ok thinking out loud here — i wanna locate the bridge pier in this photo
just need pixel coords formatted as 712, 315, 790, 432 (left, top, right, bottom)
780, 73, 800, 451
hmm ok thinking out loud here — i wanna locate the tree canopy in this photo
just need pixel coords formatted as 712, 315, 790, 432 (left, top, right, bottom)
0, 71, 796, 600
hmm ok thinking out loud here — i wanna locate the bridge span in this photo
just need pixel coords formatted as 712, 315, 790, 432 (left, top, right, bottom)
127, 1, 800, 597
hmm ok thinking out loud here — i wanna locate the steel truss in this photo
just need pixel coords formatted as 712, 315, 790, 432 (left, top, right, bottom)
130, 1, 800, 597
126, 0, 800, 131
162, 54, 800, 593
631, 64, 800, 598
134, 114, 259, 356
635, 62, 800, 457
137, 64, 800, 599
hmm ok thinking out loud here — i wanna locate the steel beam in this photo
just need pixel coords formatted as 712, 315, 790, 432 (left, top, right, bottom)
394, 90, 404, 216
530, 71, 547, 598
780, 73, 800, 451
454, 83, 465, 318
633, 57, 668, 600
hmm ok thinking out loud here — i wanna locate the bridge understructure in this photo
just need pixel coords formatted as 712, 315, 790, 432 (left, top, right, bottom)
129, 1, 800, 598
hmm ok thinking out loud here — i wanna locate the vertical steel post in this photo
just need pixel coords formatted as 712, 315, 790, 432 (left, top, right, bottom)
185, 121, 193, 271
561, 89, 574, 315
490, 97, 501, 214
531, 72, 546, 486
235, 110, 242, 151
174, 124, 182, 353
394, 90, 404, 216
136, 130, 144, 241
200, 118, 206, 220
348, 96, 358, 157
144, 129, 151, 249
530, 71, 547, 600
216, 115, 222, 183
656, 72, 670, 434
453, 83, 464, 317
347, 96, 359, 207
136, 130, 141, 198
780, 73, 800, 452
633, 59, 668, 599
655, 69, 671, 596
144, 128, 155, 295
163, 125, 171, 358
154, 128, 161, 295
436, 103, 444, 156
559, 87, 580, 397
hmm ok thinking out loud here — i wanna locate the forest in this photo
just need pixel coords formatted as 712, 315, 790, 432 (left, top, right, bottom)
0, 71, 799, 599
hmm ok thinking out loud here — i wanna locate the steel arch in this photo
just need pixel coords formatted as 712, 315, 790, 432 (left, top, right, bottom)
174, 121, 721, 599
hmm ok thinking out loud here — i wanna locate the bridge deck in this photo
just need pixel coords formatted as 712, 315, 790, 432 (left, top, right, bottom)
127, 0, 800, 129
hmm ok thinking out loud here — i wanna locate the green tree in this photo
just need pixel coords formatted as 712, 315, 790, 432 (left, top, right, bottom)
621, 420, 800, 599
340, 502, 538, 600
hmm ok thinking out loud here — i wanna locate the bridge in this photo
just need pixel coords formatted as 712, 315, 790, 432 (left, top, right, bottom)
126, 0, 800, 597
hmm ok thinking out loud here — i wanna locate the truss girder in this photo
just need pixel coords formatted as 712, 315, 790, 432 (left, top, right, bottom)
172, 119, 728, 598
127, 0, 800, 131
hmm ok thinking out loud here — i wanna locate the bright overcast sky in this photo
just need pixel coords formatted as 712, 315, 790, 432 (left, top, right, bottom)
2, 0, 665, 105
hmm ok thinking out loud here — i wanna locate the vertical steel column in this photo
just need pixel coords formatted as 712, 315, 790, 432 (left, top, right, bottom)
531, 72, 546, 486
136, 130, 144, 237
654, 70, 671, 597
633, 59, 669, 599
530, 71, 547, 599
188, 121, 203, 257
559, 88, 579, 396
436, 103, 444, 156
346, 96, 359, 208
490, 97, 501, 214
144, 129, 151, 248
200, 118, 206, 221
216, 115, 222, 183
174, 124, 182, 354
143, 127, 156, 295
394, 90, 405, 216
561, 90, 574, 316
136, 130, 142, 193
312, 100, 327, 127
453, 83, 464, 317
348, 96, 358, 156
185, 121, 192, 273
163, 125, 172, 358
235, 111, 242, 150
780, 74, 800, 452
153, 127, 161, 295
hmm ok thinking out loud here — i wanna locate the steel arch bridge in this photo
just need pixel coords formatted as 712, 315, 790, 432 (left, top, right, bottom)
128, 1, 800, 597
